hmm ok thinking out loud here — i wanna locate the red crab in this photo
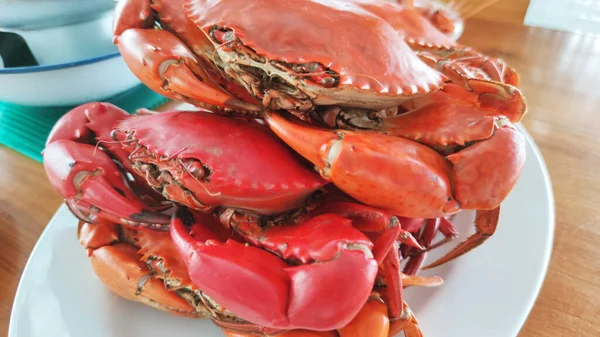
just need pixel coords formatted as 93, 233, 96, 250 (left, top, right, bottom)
44, 103, 459, 336
111, 0, 526, 265
41, 0, 529, 336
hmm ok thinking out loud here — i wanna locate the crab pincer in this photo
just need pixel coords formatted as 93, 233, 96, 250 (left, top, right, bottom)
170, 206, 380, 331
264, 110, 525, 266
43, 103, 170, 229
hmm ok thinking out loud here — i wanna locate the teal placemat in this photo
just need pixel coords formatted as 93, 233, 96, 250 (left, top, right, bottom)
0, 85, 168, 163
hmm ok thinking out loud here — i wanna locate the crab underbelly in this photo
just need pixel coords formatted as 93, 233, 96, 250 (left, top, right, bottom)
219, 50, 432, 111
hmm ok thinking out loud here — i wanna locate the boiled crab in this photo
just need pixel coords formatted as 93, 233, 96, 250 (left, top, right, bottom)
110, 0, 527, 265
79, 216, 440, 337
45, 103, 462, 336
41, 0, 528, 335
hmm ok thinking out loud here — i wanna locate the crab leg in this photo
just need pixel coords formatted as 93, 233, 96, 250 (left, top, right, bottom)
308, 201, 423, 251
171, 207, 379, 331
112, 0, 154, 36
307, 201, 418, 321
412, 43, 520, 87
113, 0, 261, 113
388, 303, 423, 337
424, 206, 500, 269
403, 218, 438, 275
383, 242, 403, 319
421, 217, 459, 253
383, 82, 526, 149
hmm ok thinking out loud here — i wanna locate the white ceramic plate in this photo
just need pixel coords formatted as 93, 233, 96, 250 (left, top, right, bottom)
8, 124, 554, 337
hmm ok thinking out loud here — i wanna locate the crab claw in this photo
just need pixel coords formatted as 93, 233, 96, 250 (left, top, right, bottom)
171, 207, 378, 331
265, 112, 459, 219
46, 102, 129, 146
266, 111, 525, 218
45, 102, 166, 207
43, 140, 170, 230
112, 0, 154, 37
448, 122, 525, 210
116, 28, 260, 113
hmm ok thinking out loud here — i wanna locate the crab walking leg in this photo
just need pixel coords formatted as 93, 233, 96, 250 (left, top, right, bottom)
43, 140, 170, 229
308, 201, 423, 253
171, 207, 379, 331
383, 242, 403, 319
424, 206, 501, 269
419, 217, 459, 253
401, 273, 444, 288
115, 28, 260, 112
403, 218, 438, 275
388, 304, 423, 337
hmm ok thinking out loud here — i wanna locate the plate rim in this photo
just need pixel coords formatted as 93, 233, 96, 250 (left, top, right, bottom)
510, 124, 556, 335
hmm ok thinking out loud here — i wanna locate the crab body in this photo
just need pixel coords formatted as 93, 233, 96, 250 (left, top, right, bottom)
114, 0, 517, 115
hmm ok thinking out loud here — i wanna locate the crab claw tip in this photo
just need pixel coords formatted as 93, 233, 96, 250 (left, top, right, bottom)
264, 112, 338, 173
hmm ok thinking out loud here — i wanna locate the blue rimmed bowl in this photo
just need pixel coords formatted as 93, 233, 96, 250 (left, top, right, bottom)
0, 6, 140, 107
0, 52, 140, 107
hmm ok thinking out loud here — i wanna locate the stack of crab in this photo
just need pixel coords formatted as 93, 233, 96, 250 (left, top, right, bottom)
42, 0, 527, 336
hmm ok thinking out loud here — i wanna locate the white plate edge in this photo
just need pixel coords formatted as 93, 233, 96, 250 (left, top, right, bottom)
510, 124, 556, 336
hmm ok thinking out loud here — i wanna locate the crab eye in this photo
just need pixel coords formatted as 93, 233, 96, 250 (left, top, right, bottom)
183, 158, 208, 180
319, 76, 338, 88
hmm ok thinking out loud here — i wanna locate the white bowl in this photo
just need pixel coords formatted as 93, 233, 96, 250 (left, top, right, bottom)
1, 10, 117, 66
0, 0, 115, 30
0, 52, 140, 107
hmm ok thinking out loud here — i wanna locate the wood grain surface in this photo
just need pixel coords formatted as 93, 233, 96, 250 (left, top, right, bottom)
1, 5, 599, 337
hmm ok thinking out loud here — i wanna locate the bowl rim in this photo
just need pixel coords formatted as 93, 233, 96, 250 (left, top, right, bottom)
0, 51, 121, 74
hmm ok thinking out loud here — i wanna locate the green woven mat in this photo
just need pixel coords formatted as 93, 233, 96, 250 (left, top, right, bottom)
0, 85, 168, 163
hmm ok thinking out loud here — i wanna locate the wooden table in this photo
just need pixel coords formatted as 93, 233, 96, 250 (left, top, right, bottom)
2, 14, 600, 337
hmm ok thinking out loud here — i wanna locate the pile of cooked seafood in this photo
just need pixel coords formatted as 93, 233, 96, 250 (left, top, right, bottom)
42, 0, 526, 336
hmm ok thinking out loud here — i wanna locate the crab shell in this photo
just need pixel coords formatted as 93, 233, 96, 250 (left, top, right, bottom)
185, 0, 447, 109
114, 0, 470, 113
113, 110, 327, 214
